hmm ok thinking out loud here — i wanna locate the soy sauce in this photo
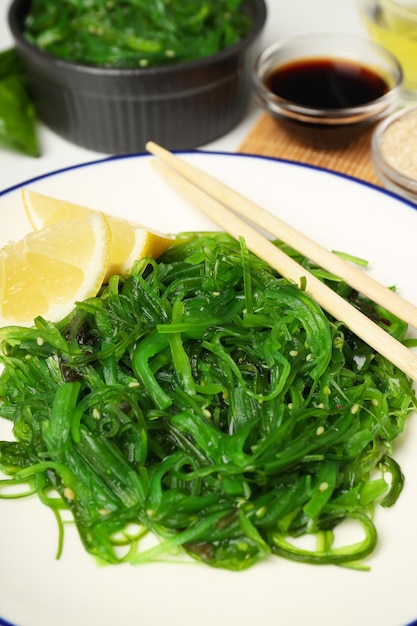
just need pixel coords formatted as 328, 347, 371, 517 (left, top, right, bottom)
265, 58, 389, 109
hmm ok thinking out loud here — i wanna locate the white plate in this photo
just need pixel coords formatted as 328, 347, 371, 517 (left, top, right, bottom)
0, 152, 417, 626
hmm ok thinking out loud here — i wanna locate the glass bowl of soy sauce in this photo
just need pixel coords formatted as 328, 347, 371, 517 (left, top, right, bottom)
252, 33, 402, 126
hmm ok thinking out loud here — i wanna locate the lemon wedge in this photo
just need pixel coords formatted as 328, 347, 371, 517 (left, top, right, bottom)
22, 188, 173, 281
0, 212, 111, 327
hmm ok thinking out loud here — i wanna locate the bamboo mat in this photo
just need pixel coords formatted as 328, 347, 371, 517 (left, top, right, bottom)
238, 112, 381, 186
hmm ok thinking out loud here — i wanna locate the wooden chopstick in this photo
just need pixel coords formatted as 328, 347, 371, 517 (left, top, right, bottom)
146, 140, 417, 330
147, 143, 417, 382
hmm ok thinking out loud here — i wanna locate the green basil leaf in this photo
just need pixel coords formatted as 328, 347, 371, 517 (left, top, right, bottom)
0, 73, 39, 157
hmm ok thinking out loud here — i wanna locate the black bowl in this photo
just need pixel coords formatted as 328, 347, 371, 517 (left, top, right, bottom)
8, 0, 267, 154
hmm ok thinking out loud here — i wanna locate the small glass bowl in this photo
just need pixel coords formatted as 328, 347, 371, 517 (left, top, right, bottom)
252, 33, 403, 126
372, 105, 417, 203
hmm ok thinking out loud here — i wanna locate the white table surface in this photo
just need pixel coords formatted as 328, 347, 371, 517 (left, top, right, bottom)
0, 0, 365, 192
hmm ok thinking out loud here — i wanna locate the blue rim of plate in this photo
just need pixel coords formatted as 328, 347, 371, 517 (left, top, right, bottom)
0, 150, 417, 626
0, 148, 417, 212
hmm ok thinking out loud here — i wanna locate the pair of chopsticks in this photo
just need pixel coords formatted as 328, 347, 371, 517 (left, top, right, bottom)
146, 141, 417, 382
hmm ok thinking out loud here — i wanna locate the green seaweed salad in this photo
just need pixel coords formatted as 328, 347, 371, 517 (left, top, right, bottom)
23, 0, 253, 68
0, 233, 416, 571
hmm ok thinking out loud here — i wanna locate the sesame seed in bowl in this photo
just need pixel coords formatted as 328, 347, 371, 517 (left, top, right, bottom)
372, 105, 417, 203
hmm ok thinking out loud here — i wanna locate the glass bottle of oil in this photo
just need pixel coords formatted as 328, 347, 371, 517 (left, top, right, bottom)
357, 0, 417, 97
